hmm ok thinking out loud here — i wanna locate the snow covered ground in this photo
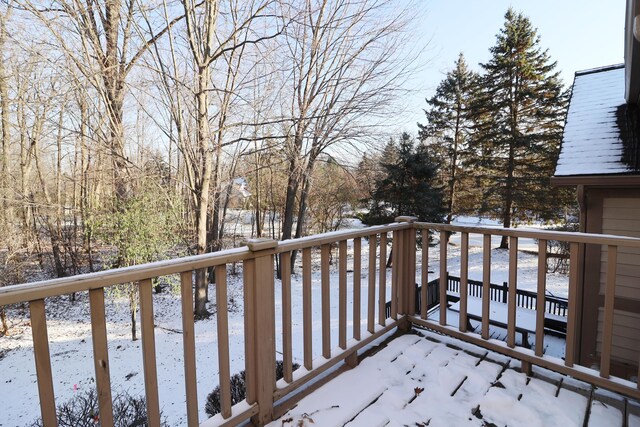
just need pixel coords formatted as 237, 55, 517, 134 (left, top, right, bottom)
0, 218, 573, 426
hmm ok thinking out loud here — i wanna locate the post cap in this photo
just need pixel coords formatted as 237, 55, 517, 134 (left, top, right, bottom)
246, 238, 278, 251
395, 216, 418, 223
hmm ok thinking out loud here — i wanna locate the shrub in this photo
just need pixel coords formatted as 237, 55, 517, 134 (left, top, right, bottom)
542, 221, 579, 274
30, 388, 168, 427
205, 360, 300, 417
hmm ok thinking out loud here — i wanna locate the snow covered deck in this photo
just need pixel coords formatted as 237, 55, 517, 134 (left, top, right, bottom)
273, 330, 640, 427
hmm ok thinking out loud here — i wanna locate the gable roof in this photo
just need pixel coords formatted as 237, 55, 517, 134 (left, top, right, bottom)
553, 64, 640, 181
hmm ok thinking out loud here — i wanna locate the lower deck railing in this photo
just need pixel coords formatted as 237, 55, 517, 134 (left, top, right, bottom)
385, 274, 569, 320
0, 218, 639, 426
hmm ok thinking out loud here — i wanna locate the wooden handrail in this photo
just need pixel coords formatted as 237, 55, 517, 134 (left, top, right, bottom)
5, 220, 640, 426
0, 247, 251, 306
415, 222, 640, 246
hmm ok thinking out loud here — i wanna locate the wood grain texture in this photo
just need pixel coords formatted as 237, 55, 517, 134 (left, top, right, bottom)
535, 240, 547, 357
139, 279, 160, 427
89, 288, 114, 427
507, 237, 518, 348
180, 271, 199, 426
482, 234, 491, 340
29, 299, 57, 427
215, 267, 232, 418
379, 233, 387, 325
600, 245, 617, 378
353, 237, 361, 341
459, 233, 469, 333
321, 244, 331, 358
302, 248, 313, 370
339, 240, 347, 349
439, 231, 447, 326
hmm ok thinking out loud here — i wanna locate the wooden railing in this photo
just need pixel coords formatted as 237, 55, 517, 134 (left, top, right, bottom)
1, 218, 640, 426
440, 274, 568, 316
386, 275, 569, 319
406, 219, 640, 401
0, 223, 409, 427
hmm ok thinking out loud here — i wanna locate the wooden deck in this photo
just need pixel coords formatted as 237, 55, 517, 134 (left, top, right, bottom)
271, 330, 640, 427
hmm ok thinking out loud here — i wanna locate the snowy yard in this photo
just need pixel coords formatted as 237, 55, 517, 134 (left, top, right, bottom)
0, 218, 573, 426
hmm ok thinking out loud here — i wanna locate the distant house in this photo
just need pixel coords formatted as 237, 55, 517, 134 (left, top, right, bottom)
224, 177, 252, 209
551, 1, 640, 379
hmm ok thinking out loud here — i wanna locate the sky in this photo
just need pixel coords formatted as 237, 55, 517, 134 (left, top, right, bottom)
396, 0, 626, 133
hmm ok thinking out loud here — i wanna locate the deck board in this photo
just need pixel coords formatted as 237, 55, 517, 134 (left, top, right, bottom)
272, 330, 640, 427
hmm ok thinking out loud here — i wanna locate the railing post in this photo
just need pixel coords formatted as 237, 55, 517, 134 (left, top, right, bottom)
245, 238, 278, 426
395, 216, 417, 329
502, 282, 508, 303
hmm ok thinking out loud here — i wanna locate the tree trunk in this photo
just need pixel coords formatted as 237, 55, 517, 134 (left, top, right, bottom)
0, 11, 10, 239
279, 136, 304, 278
194, 66, 213, 319
501, 137, 516, 249
281, 156, 301, 241
447, 105, 462, 225
129, 288, 138, 341
290, 154, 317, 269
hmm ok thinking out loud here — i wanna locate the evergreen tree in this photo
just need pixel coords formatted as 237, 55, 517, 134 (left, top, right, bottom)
470, 8, 567, 248
418, 53, 479, 225
363, 133, 445, 225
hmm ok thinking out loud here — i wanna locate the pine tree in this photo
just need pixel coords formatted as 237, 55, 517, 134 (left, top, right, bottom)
418, 53, 479, 225
363, 133, 445, 225
470, 8, 567, 248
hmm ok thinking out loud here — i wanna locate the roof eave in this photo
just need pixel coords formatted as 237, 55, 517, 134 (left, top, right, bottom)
551, 174, 640, 187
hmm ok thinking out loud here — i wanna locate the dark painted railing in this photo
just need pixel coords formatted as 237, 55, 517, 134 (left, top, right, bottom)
386, 274, 568, 320
445, 275, 569, 316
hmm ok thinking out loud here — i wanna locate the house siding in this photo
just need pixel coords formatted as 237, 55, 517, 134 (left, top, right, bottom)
596, 197, 640, 367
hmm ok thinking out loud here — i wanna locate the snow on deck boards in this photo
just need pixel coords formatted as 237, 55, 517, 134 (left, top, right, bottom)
271, 330, 640, 427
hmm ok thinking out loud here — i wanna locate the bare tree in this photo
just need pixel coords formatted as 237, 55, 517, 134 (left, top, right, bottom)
278, 0, 417, 270
0, 7, 11, 240
20, 0, 183, 204
174, 0, 282, 318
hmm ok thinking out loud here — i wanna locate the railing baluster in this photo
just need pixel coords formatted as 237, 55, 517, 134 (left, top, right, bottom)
600, 245, 617, 378
368, 235, 376, 333
29, 299, 57, 427
281, 252, 293, 382
353, 237, 362, 340
379, 233, 387, 325
89, 288, 114, 427
391, 230, 399, 319
507, 236, 518, 348
339, 240, 347, 350
215, 267, 232, 418
535, 240, 547, 357
407, 226, 417, 315
459, 232, 469, 333
180, 271, 199, 425
482, 234, 491, 340
421, 229, 428, 319
565, 242, 579, 367
139, 279, 161, 427
321, 244, 331, 358
439, 230, 447, 325
243, 260, 257, 404
302, 248, 312, 370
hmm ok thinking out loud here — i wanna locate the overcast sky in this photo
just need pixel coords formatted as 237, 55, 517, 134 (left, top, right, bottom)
395, 0, 626, 133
